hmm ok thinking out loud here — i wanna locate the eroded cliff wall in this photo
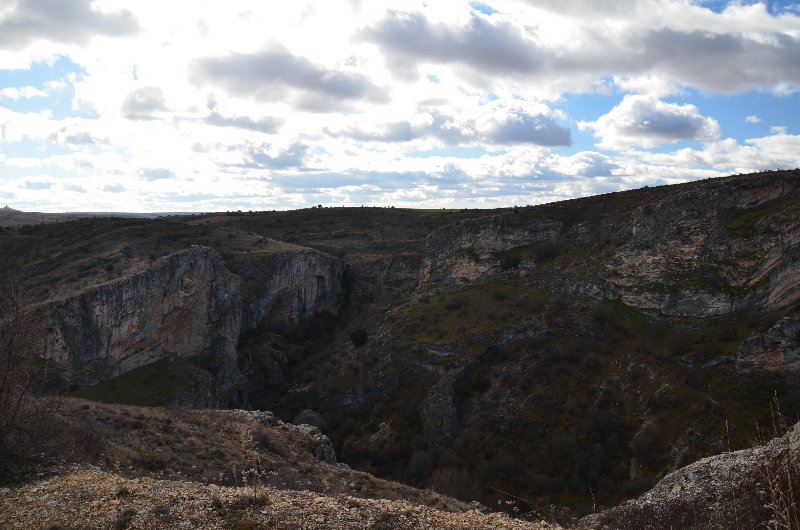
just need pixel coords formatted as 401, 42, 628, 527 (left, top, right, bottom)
419, 172, 800, 319
225, 243, 346, 331
37, 246, 241, 388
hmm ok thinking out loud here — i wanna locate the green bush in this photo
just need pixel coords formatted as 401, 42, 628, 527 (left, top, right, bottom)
350, 329, 368, 347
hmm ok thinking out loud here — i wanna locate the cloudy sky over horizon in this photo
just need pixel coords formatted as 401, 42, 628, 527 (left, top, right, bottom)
0, 0, 799, 212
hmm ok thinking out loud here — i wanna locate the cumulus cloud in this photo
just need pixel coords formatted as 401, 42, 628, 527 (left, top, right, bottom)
138, 168, 174, 181
122, 87, 168, 120
0, 0, 139, 50
1, 1, 798, 212
363, 11, 542, 79
245, 143, 308, 170
486, 109, 570, 146
553, 151, 618, 177
745, 115, 761, 124
580, 95, 720, 149
63, 183, 86, 193
363, 5, 800, 93
103, 183, 126, 193
192, 47, 387, 112
332, 105, 570, 147
49, 126, 109, 145
634, 132, 800, 174
23, 180, 52, 190
205, 112, 283, 134
0, 86, 47, 100
636, 28, 800, 93
516, 0, 637, 16
613, 75, 683, 97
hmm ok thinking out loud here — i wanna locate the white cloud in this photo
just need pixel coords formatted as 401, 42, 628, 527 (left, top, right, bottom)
745, 115, 761, 124
633, 132, 800, 174
0, 1, 797, 212
613, 75, 683, 98
0, 86, 48, 100
191, 44, 388, 112
363, 1, 800, 94
121, 86, 169, 121
0, 0, 139, 50
580, 95, 721, 150
330, 101, 570, 147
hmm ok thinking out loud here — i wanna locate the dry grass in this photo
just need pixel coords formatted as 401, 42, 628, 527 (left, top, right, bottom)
9, 398, 469, 513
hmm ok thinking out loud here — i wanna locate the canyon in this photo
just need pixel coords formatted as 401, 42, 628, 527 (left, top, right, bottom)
2, 169, 800, 527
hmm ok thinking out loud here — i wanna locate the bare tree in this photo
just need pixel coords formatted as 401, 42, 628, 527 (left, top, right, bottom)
0, 281, 36, 451
0, 280, 62, 475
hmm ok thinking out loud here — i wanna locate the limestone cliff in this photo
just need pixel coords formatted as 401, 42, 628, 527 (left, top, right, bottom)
419, 215, 565, 290
735, 316, 800, 371
226, 241, 346, 331
419, 171, 800, 319
37, 246, 241, 388
604, 173, 800, 317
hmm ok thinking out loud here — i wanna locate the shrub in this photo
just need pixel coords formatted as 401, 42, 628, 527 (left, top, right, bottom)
350, 329, 368, 347
444, 296, 468, 311
113, 508, 137, 530
499, 254, 521, 270
534, 242, 560, 262
630, 420, 662, 457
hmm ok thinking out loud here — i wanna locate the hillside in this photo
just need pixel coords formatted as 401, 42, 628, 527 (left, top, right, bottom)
2, 169, 800, 525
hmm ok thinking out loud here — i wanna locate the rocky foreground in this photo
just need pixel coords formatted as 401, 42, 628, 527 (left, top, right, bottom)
0, 467, 556, 530
581, 420, 800, 529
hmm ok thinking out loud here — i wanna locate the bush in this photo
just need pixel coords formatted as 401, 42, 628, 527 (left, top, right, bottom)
444, 296, 468, 311
350, 329, 368, 347
630, 420, 662, 457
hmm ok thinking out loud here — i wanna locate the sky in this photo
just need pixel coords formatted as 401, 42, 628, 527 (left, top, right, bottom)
0, 0, 799, 212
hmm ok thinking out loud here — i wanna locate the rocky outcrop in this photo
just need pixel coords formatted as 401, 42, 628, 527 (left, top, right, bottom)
419, 215, 565, 291
222, 409, 337, 464
37, 246, 241, 388
585, 421, 800, 530
604, 173, 800, 317
226, 242, 345, 331
736, 316, 800, 371
420, 373, 459, 448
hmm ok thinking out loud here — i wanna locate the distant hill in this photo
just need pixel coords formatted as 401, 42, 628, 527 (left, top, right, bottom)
0, 208, 170, 228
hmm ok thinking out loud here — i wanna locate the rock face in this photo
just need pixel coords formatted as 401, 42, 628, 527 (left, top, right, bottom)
736, 316, 800, 371
227, 243, 346, 331
420, 373, 460, 448
604, 175, 800, 317
419, 215, 565, 291
37, 246, 241, 388
419, 172, 800, 319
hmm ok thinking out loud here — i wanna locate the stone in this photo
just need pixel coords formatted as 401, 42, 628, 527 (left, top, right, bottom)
36, 246, 241, 389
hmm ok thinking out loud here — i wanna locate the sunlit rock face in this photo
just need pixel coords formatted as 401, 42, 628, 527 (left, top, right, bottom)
37, 246, 241, 387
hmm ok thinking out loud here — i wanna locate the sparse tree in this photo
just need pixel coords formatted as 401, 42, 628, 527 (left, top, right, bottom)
0, 281, 36, 451
0, 280, 61, 476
